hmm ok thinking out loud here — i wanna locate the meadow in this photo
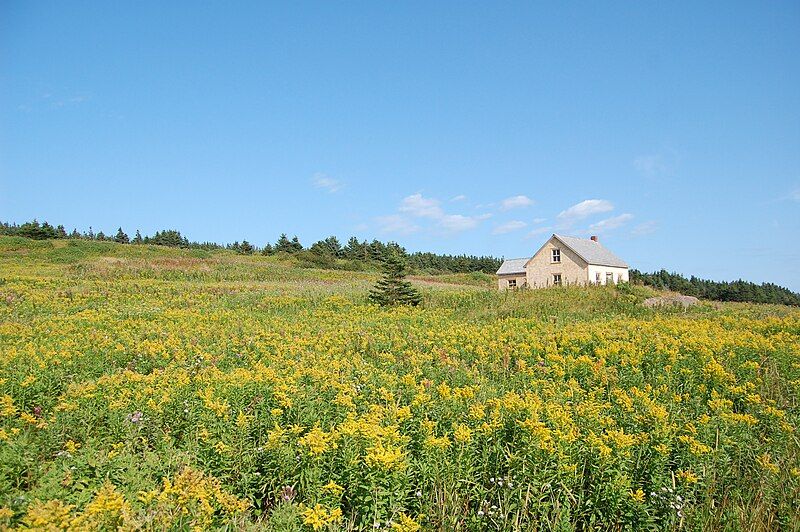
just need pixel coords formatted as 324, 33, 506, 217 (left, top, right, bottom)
0, 236, 798, 531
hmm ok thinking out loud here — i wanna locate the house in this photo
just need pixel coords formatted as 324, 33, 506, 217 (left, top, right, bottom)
496, 234, 629, 290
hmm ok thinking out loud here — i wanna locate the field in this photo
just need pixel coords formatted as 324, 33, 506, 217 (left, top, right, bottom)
1, 236, 799, 531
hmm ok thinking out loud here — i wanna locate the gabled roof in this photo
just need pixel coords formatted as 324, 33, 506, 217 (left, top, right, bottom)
496, 257, 528, 275
549, 234, 628, 268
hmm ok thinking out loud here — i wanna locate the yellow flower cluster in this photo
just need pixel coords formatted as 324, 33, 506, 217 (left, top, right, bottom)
1, 239, 798, 529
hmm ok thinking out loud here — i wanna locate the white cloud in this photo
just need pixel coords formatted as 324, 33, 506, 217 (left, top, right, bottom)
492, 220, 527, 235
312, 173, 343, 193
440, 214, 480, 232
588, 213, 634, 233
450, 194, 467, 202
382, 193, 489, 235
399, 193, 443, 219
631, 220, 658, 236
632, 154, 669, 180
532, 218, 546, 224
526, 226, 552, 237
556, 199, 614, 227
500, 195, 534, 210
376, 215, 420, 235
790, 188, 800, 202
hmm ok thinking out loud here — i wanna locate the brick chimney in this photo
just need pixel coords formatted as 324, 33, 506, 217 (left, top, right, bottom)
590, 235, 598, 242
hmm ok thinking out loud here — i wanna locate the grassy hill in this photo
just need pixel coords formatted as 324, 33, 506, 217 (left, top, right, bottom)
1, 236, 798, 530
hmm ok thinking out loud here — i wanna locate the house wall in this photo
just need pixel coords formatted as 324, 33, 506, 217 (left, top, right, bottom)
525, 238, 588, 287
587, 265, 629, 285
497, 274, 527, 290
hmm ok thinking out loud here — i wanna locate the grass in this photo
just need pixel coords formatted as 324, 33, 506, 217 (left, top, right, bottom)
0, 236, 798, 530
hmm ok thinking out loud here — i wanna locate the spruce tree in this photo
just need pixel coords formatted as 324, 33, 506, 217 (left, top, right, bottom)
114, 227, 129, 244
368, 252, 422, 307
133, 230, 143, 244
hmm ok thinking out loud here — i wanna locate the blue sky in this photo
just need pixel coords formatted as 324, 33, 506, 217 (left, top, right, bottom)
1, 2, 799, 289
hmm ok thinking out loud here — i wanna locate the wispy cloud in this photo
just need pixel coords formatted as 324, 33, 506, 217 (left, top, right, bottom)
633, 154, 668, 180
500, 195, 534, 210
532, 218, 546, 224
399, 193, 443, 218
631, 220, 658, 236
588, 213, 633, 233
526, 226, 552, 238
492, 220, 527, 235
633, 151, 677, 181
312, 173, 343, 193
379, 193, 490, 235
440, 214, 481, 232
376, 215, 420, 235
789, 188, 800, 202
556, 199, 614, 228
450, 194, 467, 202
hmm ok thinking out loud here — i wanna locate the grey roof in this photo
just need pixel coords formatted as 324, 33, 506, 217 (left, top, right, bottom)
496, 258, 528, 275
551, 234, 628, 268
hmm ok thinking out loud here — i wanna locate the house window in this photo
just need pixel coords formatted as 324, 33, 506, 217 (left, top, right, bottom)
595, 272, 601, 284
551, 249, 561, 263
508, 279, 517, 288
606, 272, 614, 284
553, 274, 562, 286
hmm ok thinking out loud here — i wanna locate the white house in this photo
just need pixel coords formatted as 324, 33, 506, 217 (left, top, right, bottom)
496, 234, 629, 290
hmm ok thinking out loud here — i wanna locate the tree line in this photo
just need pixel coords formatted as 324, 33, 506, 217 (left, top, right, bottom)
3, 219, 798, 305
0, 220, 501, 274
630, 269, 800, 306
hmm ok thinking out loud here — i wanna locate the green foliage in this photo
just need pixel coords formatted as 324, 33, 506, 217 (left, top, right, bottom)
369, 253, 422, 306
114, 228, 129, 244
631, 268, 800, 306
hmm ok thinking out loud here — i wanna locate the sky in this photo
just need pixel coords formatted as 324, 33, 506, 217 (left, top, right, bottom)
1, 2, 799, 290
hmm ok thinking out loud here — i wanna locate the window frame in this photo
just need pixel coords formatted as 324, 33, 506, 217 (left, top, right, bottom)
606, 272, 614, 284
553, 273, 562, 286
507, 279, 517, 288
551, 248, 561, 263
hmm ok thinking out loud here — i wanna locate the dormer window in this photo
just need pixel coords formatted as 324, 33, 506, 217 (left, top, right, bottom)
551, 249, 561, 263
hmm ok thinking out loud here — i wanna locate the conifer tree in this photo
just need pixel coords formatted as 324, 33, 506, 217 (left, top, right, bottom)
368, 252, 422, 306
133, 230, 143, 244
114, 227, 129, 244
239, 240, 254, 254
275, 234, 293, 253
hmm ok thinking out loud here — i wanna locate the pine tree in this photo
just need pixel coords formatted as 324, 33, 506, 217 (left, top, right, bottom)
114, 227, 129, 244
239, 240, 254, 254
133, 230, 143, 244
290, 236, 303, 252
368, 252, 422, 307
275, 234, 294, 253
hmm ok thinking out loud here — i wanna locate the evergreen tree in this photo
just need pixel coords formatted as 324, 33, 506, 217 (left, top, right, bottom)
275, 234, 294, 253
290, 236, 303, 252
133, 230, 143, 244
96, 231, 106, 241
69, 228, 80, 239
56, 225, 68, 238
239, 240, 254, 254
114, 227, 129, 244
261, 243, 274, 255
368, 252, 422, 307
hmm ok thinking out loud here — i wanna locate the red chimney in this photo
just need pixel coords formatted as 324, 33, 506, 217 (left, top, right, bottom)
590, 235, 598, 242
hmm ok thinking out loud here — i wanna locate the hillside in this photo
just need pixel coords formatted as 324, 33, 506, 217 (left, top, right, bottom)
1, 236, 798, 530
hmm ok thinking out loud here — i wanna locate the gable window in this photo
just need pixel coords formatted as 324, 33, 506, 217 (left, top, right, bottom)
551, 249, 561, 263
553, 273, 562, 286
606, 272, 614, 284
508, 279, 517, 288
